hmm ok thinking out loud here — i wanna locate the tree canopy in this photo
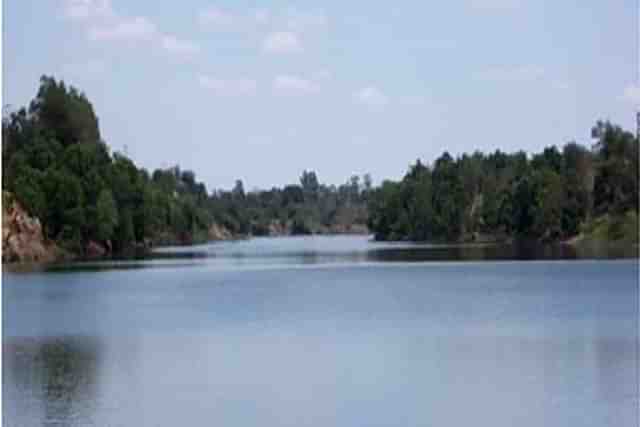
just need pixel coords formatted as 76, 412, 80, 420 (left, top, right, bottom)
3, 76, 372, 255
367, 123, 639, 243
3, 76, 637, 256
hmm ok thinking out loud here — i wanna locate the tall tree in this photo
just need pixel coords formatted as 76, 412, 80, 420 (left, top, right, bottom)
95, 189, 119, 242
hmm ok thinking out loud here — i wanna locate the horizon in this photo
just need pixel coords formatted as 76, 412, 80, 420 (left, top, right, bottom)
4, 0, 639, 190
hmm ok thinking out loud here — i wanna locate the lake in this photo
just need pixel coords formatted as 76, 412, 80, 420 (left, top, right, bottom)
3, 235, 639, 426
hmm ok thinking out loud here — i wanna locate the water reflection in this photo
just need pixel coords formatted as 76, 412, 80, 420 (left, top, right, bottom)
145, 237, 640, 264
366, 240, 638, 262
13, 236, 636, 274
3, 332, 638, 427
3, 237, 638, 426
3, 336, 100, 427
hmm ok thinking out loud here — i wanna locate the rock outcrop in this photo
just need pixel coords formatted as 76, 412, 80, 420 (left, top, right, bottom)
267, 220, 291, 236
85, 240, 108, 258
325, 223, 369, 235
266, 220, 369, 236
208, 222, 234, 241
2, 193, 64, 263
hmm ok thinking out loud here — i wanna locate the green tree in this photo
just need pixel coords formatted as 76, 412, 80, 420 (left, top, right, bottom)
592, 121, 639, 215
232, 179, 245, 200
533, 170, 564, 239
561, 142, 593, 235
95, 189, 119, 241
431, 152, 465, 239
300, 170, 320, 201
41, 168, 85, 239
28, 76, 101, 146
116, 208, 135, 248
13, 167, 46, 219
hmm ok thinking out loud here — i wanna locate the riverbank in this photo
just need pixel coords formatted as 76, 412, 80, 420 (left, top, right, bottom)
1, 191, 240, 264
2, 193, 70, 264
2, 195, 370, 265
370, 218, 640, 251
5, 190, 635, 266
5, 237, 637, 427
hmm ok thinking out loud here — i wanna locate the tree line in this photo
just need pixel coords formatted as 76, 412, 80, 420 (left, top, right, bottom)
2, 76, 370, 256
208, 171, 370, 237
3, 76, 638, 256
367, 122, 639, 243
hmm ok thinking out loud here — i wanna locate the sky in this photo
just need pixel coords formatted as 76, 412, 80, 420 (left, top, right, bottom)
4, 0, 639, 190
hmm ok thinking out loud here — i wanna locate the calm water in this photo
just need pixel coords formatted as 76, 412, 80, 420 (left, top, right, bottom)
3, 236, 639, 426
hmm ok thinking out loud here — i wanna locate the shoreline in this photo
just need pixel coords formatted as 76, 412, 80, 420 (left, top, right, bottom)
1, 229, 373, 266
5, 232, 638, 269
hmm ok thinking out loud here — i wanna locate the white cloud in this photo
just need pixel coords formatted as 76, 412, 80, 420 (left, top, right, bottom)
253, 9, 270, 25
63, 0, 113, 21
354, 87, 388, 108
475, 66, 545, 82
88, 16, 158, 42
198, 7, 271, 31
622, 84, 640, 107
263, 31, 302, 53
64, 1, 199, 59
273, 75, 320, 95
198, 7, 236, 29
198, 7, 324, 34
161, 35, 201, 57
199, 75, 257, 96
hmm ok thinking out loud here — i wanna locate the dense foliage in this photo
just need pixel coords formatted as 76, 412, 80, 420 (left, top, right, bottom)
368, 123, 639, 242
3, 77, 637, 255
2, 77, 369, 256
208, 171, 370, 237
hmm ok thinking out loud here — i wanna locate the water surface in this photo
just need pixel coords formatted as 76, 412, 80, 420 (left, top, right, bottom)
3, 236, 639, 426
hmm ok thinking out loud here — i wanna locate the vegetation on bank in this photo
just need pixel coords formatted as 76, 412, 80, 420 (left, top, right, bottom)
367, 122, 639, 244
2, 76, 638, 261
573, 211, 639, 245
2, 76, 369, 259
208, 170, 370, 238
2, 191, 68, 263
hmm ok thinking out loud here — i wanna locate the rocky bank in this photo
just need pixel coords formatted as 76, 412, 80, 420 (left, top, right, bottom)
2, 193, 65, 263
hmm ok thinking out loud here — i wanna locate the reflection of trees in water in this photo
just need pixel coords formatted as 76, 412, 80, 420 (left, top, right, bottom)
594, 337, 635, 401
573, 240, 639, 259
363, 241, 639, 262
4, 336, 100, 426
592, 335, 638, 426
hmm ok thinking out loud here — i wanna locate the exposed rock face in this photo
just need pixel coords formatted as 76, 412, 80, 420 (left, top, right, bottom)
461, 231, 508, 244
2, 194, 63, 263
85, 240, 108, 258
268, 220, 291, 236
208, 222, 233, 241
266, 220, 369, 236
326, 223, 369, 235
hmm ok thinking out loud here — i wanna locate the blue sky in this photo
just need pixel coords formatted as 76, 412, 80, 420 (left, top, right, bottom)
4, 0, 639, 190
